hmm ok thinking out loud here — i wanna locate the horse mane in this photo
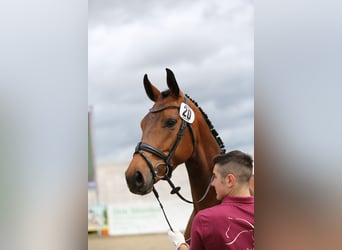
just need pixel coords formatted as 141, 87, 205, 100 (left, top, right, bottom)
159, 90, 225, 154
185, 94, 226, 154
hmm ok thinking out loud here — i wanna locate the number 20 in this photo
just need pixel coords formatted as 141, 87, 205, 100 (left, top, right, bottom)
182, 105, 191, 120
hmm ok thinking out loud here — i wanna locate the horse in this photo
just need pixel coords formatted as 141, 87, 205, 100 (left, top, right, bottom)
125, 68, 226, 240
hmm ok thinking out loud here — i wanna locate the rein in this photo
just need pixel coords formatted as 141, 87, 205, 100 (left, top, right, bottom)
152, 175, 214, 233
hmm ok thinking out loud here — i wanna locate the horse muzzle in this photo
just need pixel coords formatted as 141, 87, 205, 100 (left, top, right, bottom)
125, 167, 154, 195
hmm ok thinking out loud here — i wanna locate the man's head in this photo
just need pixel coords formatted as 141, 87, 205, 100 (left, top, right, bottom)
211, 150, 253, 200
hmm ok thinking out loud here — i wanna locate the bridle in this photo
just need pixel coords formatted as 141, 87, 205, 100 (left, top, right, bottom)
134, 95, 213, 202
134, 96, 194, 179
133, 95, 214, 232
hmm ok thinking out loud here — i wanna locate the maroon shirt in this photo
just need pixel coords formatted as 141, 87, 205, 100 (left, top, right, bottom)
190, 196, 254, 250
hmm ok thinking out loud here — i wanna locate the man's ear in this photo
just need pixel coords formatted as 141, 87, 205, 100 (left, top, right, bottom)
226, 174, 236, 187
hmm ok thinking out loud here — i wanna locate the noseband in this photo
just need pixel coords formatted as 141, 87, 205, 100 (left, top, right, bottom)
134, 96, 195, 182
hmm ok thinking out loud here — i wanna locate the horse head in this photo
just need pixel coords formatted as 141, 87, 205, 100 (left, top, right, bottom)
125, 68, 196, 195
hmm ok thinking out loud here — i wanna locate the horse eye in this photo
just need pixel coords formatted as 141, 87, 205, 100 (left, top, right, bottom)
165, 118, 177, 128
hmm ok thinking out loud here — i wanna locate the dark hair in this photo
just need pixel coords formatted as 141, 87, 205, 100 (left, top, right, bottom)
213, 150, 253, 183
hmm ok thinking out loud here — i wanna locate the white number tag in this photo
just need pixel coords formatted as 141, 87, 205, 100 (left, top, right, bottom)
179, 102, 195, 123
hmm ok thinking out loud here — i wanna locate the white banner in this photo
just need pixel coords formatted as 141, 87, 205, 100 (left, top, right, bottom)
108, 201, 192, 235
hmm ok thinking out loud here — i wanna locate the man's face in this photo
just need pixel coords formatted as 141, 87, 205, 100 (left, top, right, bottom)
211, 164, 228, 200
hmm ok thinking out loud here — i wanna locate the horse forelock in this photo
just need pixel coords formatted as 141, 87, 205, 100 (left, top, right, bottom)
161, 89, 170, 98
161, 89, 183, 99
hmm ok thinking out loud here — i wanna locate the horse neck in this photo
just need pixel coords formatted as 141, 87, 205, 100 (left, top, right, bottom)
185, 122, 221, 211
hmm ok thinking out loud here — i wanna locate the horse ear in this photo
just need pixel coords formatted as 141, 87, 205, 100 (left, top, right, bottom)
166, 68, 179, 98
144, 74, 160, 102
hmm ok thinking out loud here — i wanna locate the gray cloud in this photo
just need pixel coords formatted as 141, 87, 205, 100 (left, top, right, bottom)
89, 0, 254, 164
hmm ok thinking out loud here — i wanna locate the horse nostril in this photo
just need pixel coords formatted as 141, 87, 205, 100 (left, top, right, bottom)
135, 171, 144, 187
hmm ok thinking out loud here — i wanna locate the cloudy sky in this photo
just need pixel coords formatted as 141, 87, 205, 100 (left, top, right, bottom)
88, 0, 254, 164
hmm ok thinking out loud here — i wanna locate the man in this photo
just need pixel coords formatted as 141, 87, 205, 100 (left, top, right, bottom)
168, 150, 254, 250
